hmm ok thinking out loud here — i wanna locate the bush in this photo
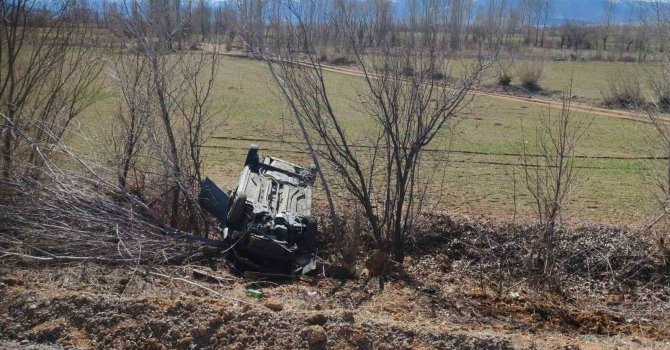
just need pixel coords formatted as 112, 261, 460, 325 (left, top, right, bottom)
648, 65, 670, 109
659, 94, 670, 109
601, 70, 645, 108
329, 56, 354, 66
498, 73, 512, 87
516, 61, 544, 90
495, 56, 514, 88
402, 65, 415, 77
619, 55, 637, 63
424, 68, 445, 80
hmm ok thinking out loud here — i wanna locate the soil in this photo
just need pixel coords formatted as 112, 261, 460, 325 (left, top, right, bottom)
2, 213, 669, 349
1, 256, 668, 349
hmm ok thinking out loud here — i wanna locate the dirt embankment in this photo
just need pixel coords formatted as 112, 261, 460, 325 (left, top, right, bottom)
1, 216, 669, 349
1, 264, 668, 350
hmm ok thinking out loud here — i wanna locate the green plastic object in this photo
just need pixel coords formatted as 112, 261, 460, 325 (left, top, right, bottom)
245, 289, 263, 299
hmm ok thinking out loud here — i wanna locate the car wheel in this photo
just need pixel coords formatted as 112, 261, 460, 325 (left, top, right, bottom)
227, 194, 247, 226
302, 217, 317, 252
307, 164, 318, 185
244, 144, 260, 172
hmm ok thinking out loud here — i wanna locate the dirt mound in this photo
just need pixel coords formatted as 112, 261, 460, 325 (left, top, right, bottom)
0, 279, 514, 349
1, 261, 668, 350
2, 214, 669, 349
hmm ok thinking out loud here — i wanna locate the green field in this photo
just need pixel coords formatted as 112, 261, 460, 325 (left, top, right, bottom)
449, 57, 661, 102
79, 55, 664, 225
521, 59, 660, 101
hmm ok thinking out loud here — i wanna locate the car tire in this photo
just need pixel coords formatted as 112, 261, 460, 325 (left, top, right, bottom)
245, 145, 260, 172
307, 164, 318, 185
227, 194, 247, 226
302, 217, 317, 252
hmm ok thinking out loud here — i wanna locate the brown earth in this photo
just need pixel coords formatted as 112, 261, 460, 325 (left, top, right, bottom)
2, 214, 669, 349
1, 257, 668, 350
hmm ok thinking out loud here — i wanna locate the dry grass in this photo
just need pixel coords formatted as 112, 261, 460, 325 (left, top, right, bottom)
601, 69, 645, 108
516, 60, 544, 90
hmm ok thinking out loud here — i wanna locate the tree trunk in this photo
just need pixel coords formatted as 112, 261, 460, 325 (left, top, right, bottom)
151, 56, 182, 226
1, 122, 12, 179
1, 101, 17, 179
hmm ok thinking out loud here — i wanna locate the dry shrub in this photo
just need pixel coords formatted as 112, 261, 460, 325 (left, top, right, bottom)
496, 55, 515, 88
315, 204, 372, 273
498, 73, 512, 87
401, 65, 415, 77
411, 213, 668, 294
516, 60, 544, 90
424, 68, 446, 81
648, 63, 670, 109
0, 167, 211, 265
601, 69, 645, 108
329, 56, 355, 66
557, 225, 662, 286
0, 126, 218, 265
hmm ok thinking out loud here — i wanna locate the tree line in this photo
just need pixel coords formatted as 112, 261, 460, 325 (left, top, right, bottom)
17, 0, 669, 63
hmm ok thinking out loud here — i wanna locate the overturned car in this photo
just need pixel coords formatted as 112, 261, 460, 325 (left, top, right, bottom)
199, 145, 318, 275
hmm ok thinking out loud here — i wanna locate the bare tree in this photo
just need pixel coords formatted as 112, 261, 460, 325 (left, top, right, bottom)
238, 0, 494, 270
109, 50, 152, 190
193, 0, 212, 42
472, 0, 512, 51
538, 0, 552, 47
235, 0, 341, 236
636, 0, 670, 277
449, 0, 470, 50
111, 0, 222, 232
560, 22, 594, 57
517, 0, 551, 47
0, 0, 104, 179
370, 0, 393, 48
601, 0, 617, 53
517, 84, 589, 282
643, 111, 670, 234
641, 8, 670, 229
0, 0, 225, 265
213, 2, 239, 51
641, 87, 670, 286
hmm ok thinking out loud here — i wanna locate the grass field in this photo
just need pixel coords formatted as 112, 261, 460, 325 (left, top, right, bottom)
524, 59, 660, 101
78, 55, 664, 225
449, 57, 661, 102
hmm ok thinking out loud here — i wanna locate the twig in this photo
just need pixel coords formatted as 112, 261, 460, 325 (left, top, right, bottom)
192, 268, 237, 283
0, 251, 134, 264
149, 270, 253, 306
